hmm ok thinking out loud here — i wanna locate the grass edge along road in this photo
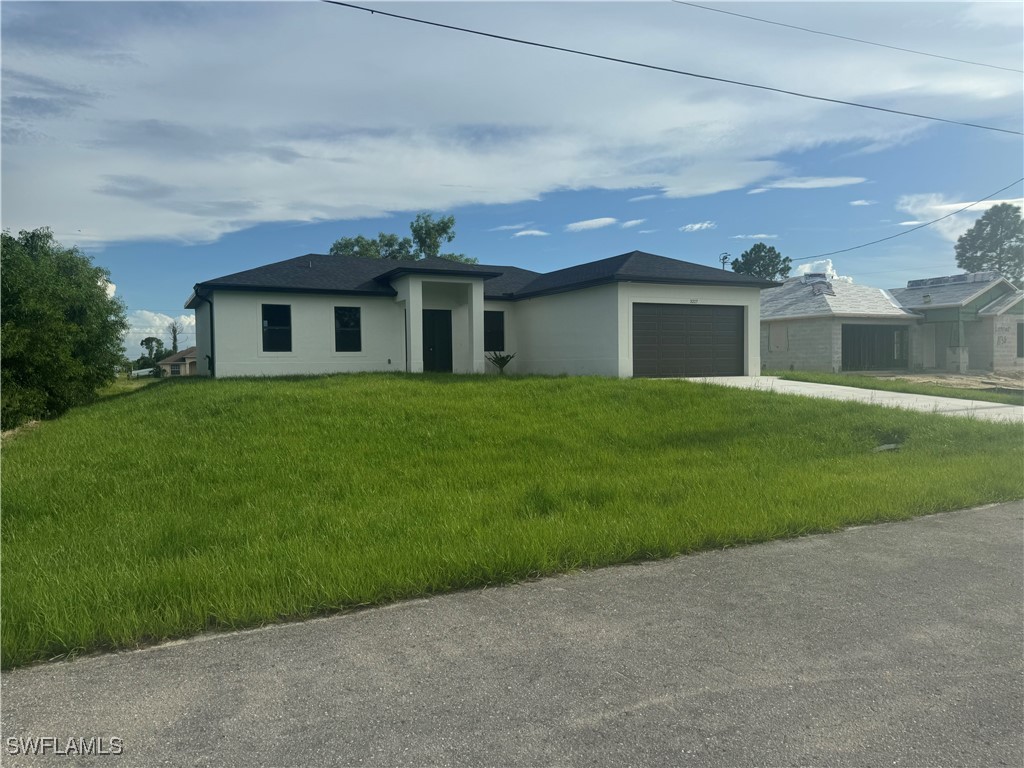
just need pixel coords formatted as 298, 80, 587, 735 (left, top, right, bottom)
3, 373, 1021, 669
775, 371, 1024, 406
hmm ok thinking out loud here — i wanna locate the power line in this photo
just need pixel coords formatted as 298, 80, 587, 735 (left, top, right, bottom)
320, 1, 1022, 137
793, 178, 1024, 262
670, 1, 1023, 74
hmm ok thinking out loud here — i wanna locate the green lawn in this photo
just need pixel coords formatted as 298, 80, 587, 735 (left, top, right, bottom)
775, 371, 1024, 406
3, 373, 1021, 668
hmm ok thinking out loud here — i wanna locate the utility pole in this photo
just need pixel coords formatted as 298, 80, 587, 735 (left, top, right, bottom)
719, 252, 730, 270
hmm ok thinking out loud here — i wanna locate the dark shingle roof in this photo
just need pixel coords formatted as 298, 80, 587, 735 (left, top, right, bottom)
187, 250, 773, 308
513, 251, 775, 297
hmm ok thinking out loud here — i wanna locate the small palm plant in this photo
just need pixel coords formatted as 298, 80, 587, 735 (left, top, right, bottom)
486, 351, 516, 375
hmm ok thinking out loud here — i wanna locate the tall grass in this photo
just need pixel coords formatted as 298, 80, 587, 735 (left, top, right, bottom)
3, 373, 1021, 668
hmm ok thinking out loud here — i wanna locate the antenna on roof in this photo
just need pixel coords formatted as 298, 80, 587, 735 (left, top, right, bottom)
719, 252, 730, 270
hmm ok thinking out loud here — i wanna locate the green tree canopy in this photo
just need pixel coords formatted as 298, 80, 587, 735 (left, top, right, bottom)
731, 242, 791, 281
954, 203, 1023, 286
330, 213, 477, 264
1, 228, 128, 429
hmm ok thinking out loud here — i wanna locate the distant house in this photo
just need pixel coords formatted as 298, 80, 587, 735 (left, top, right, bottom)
184, 251, 777, 379
760, 271, 1023, 374
760, 273, 919, 373
158, 346, 198, 377
888, 273, 1022, 374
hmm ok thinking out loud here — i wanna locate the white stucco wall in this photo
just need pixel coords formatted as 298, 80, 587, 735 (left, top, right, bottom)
618, 282, 762, 377
209, 291, 406, 377
513, 284, 621, 376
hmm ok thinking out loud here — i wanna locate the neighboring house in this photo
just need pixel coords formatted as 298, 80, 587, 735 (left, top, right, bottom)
759, 271, 1023, 374
184, 251, 776, 379
760, 273, 920, 373
157, 346, 198, 377
888, 272, 1022, 374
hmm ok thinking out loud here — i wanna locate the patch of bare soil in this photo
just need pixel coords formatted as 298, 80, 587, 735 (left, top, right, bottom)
1, 420, 41, 443
871, 371, 1024, 392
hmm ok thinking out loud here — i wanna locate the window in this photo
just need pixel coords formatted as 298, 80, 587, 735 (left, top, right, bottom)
170, 364, 181, 376
1018, 322, 1023, 358
484, 311, 505, 351
262, 304, 291, 352
335, 307, 361, 352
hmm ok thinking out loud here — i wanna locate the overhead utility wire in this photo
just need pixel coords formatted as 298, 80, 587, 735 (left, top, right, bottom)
670, 1, 1023, 74
793, 178, 1024, 262
320, 1, 1022, 137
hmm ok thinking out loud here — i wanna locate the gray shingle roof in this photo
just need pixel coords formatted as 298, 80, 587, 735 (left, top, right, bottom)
187, 250, 774, 308
761, 277, 917, 320
979, 290, 1023, 316
888, 273, 1011, 309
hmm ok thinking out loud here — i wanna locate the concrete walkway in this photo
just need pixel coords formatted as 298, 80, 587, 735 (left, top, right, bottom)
695, 376, 1024, 423
2, 502, 1022, 767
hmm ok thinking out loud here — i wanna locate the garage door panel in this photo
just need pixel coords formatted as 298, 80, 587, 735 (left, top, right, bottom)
633, 303, 744, 378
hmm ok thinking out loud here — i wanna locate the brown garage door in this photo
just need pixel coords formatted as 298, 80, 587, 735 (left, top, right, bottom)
633, 303, 744, 377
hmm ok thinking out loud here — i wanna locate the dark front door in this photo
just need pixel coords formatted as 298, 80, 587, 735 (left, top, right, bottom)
423, 309, 453, 372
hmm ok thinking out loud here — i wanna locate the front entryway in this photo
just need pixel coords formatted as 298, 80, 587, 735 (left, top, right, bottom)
423, 309, 453, 372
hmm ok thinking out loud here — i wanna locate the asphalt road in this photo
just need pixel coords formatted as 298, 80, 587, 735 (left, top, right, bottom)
3, 502, 1022, 768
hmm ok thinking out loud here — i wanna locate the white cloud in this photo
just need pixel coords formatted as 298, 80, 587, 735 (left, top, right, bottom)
566, 217, 617, 232
513, 229, 548, 237
849, 199, 877, 206
731, 233, 778, 239
489, 222, 531, 231
895, 195, 1024, 243
101, 279, 116, 298
1, 3, 1019, 247
621, 219, 646, 228
679, 220, 716, 233
752, 177, 867, 195
124, 310, 195, 357
637, 229, 657, 234
796, 259, 853, 283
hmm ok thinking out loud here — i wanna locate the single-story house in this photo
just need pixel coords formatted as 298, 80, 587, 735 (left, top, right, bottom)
184, 251, 776, 379
760, 273, 921, 373
888, 272, 1022, 373
760, 271, 1023, 373
158, 346, 198, 377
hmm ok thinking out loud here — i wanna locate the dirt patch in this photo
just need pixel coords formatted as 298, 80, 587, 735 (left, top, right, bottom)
868, 371, 1024, 392
1, 420, 41, 443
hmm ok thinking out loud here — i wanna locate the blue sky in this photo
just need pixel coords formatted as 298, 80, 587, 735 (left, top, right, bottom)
2, 1, 1022, 354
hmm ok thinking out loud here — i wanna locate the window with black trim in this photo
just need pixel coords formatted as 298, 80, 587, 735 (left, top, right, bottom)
335, 307, 361, 352
484, 311, 505, 351
262, 304, 291, 352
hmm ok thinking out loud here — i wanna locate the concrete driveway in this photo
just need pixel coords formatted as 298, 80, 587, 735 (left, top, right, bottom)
3, 502, 1022, 767
695, 376, 1024, 423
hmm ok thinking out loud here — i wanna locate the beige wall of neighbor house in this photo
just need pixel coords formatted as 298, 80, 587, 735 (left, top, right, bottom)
616, 282, 762, 377
210, 291, 406, 378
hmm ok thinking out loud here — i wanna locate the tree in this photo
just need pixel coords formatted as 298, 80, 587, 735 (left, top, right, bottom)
1, 228, 128, 429
731, 242, 791, 281
330, 213, 477, 264
139, 337, 165, 367
167, 320, 183, 354
954, 203, 1023, 286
